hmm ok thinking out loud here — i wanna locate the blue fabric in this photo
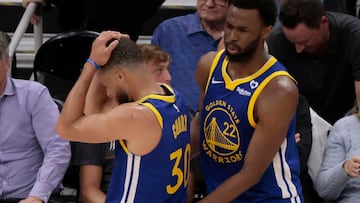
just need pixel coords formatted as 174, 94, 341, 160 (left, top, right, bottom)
151, 12, 220, 112
200, 51, 303, 202
0, 78, 71, 201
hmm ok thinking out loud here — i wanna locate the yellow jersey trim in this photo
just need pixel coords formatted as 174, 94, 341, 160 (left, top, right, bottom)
119, 140, 129, 154
137, 83, 176, 104
205, 49, 227, 93
224, 57, 277, 91
141, 102, 163, 129
247, 71, 293, 128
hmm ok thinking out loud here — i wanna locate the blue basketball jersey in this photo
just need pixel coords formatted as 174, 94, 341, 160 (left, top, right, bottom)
200, 50, 303, 203
106, 84, 191, 203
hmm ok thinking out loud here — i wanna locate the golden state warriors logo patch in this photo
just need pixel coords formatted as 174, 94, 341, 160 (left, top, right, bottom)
202, 100, 243, 164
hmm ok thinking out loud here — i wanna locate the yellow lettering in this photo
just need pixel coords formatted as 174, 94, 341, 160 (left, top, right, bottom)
203, 147, 243, 164
172, 114, 188, 139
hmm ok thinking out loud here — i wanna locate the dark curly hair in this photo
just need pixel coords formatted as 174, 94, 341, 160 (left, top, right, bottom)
228, 0, 278, 27
102, 38, 145, 71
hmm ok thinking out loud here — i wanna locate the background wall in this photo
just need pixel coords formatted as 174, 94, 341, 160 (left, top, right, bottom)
0, 0, 196, 79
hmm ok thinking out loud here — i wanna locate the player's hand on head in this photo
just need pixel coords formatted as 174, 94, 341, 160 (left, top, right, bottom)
89, 31, 129, 67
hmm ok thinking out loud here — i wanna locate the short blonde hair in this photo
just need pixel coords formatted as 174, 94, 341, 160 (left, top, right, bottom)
138, 44, 171, 64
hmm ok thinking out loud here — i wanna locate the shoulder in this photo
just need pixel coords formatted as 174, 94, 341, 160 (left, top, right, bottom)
257, 72, 299, 115
264, 74, 298, 98
12, 78, 50, 97
155, 13, 197, 29
195, 51, 218, 86
111, 102, 156, 121
328, 12, 360, 39
332, 114, 359, 130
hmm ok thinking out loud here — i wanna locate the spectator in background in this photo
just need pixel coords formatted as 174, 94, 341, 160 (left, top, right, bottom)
151, 0, 229, 113
267, 0, 360, 125
72, 44, 172, 203
0, 31, 71, 203
267, 1, 360, 202
314, 102, 360, 202
22, 0, 165, 41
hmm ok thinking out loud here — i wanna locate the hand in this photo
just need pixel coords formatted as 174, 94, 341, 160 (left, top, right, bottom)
343, 155, 360, 178
19, 196, 44, 203
22, 0, 44, 7
89, 31, 129, 67
294, 133, 301, 143
22, 0, 45, 25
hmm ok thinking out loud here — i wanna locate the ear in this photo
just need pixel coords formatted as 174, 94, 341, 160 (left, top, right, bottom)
114, 69, 125, 81
4, 55, 10, 72
320, 16, 328, 27
261, 25, 273, 40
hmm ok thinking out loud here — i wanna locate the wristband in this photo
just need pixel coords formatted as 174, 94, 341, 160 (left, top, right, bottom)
86, 58, 101, 70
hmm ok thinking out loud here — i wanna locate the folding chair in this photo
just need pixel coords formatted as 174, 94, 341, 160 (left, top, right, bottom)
32, 30, 99, 203
33, 30, 99, 104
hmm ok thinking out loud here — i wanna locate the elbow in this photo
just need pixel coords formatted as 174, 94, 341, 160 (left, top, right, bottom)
56, 120, 69, 141
314, 177, 339, 200
240, 166, 263, 186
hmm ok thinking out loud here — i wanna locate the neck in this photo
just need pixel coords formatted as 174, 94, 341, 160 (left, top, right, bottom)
227, 49, 270, 79
127, 72, 163, 101
0, 76, 7, 96
317, 25, 330, 55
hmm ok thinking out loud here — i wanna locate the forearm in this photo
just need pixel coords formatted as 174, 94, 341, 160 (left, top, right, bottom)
57, 62, 96, 136
30, 138, 71, 202
198, 168, 260, 203
84, 72, 115, 114
79, 165, 106, 203
81, 186, 106, 203
296, 95, 312, 171
190, 112, 200, 158
315, 162, 350, 200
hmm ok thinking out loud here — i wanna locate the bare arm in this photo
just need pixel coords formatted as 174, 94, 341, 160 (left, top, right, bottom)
79, 165, 106, 203
198, 76, 299, 203
56, 31, 124, 142
84, 72, 118, 115
190, 52, 217, 158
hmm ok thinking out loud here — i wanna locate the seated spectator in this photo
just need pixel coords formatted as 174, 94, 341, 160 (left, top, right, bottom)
22, 0, 165, 41
267, 0, 360, 125
0, 31, 71, 202
314, 103, 360, 203
151, 0, 229, 113
71, 44, 172, 203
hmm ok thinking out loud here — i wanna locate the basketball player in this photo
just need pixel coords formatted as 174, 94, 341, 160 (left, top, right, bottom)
56, 31, 191, 203
191, 0, 304, 202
